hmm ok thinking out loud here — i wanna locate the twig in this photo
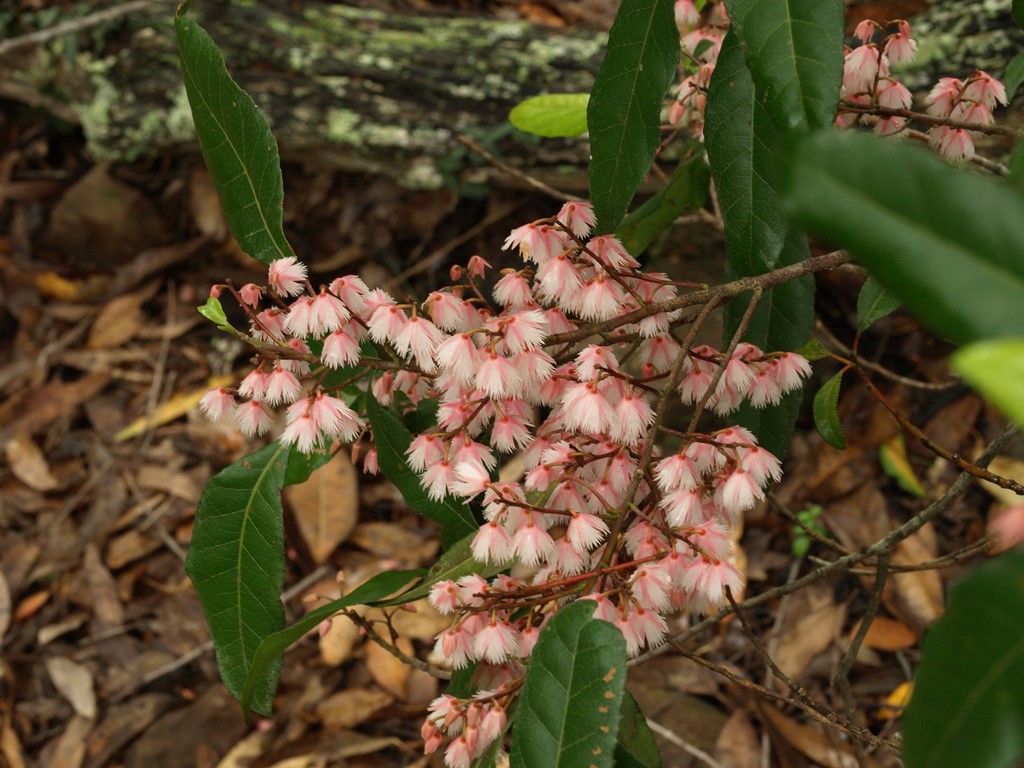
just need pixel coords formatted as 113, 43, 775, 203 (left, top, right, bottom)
456, 134, 583, 202
546, 251, 850, 348
688, 287, 762, 431
726, 589, 819, 715
641, 423, 1018, 658
0, 0, 167, 57
840, 102, 1023, 139
834, 552, 889, 768
768, 494, 850, 556
645, 718, 724, 768
388, 202, 521, 289
670, 645, 901, 757
344, 610, 452, 680
853, 366, 1024, 495
816, 320, 960, 391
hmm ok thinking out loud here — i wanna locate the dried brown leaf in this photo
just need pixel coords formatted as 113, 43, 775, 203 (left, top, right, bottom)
365, 636, 413, 700
135, 465, 201, 503
888, 523, 943, 632
42, 714, 92, 768
187, 167, 228, 242
774, 592, 846, 682
284, 452, 359, 565
319, 612, 363, 667
83, 693, 173, 768
348, 522, 438, 564
0, 568, 10, 645
87, 290, 147, 349
14, 589, 51, 622
315, 688, 393, 730
45, 656, 97, 719
388, 599, 450, 641
0, 372, 109, 442
4, 434, 59, 491
1, 722, 27, 768
759, 705, 858, 768
714, 710, 760, 768
858, 615, 917, 652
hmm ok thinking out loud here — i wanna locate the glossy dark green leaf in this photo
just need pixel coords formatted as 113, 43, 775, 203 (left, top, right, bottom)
241, 568, 424, 715
510, 601, 627, 768
856, 274, 902, 332
176, 7, 292, 265
1014, 0, 1024, 31
813, 371, 845, 450
184, 443, 290, 715
782, 131, 1024, 344
705, 32, 787, 274
903, 550, 1024, 768
588, 0, 678, 232
365, 396, 478, 547
284, 447, 335, 486
614, 691, 661, 767
616, 150, 710, 256
510, 93, 589, 137
726, 0, 844, 131
709, 36, 813, 457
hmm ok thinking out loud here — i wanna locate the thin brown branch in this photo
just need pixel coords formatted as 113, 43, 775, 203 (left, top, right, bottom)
546, 250, 850, 348
854, 366, 1024, 496
816, 320, 960, 391
839, 102, 1023, 139
456, 134, 583, 202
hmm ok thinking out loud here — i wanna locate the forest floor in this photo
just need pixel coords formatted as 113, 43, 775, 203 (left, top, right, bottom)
0, 1, 1019, 767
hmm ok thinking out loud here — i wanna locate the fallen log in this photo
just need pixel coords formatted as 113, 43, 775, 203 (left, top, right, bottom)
2, 0, 1020, 190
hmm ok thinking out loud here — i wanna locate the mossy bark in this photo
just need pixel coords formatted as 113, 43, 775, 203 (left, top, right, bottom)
4, 1, 604, 189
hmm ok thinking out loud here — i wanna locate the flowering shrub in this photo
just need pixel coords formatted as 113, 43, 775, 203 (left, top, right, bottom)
175, 0, 1024, 765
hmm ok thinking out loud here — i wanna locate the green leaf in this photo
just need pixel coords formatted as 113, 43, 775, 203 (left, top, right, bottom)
184, 443, 290, 715
616, 149, 710, 256
1003, 52, 1024, 104
781, 130, 1024, 344
813, 371, 845, 450
198, 296, 230, 328
284, 447, 335, 486
510, 93, 589, 138
797, 337, 831, 362
614, 692, 661, 768
374, 530, 509, 607
176, 9, 292, 265
1014, 0, 1024, 30
241, 568, 424, 715
856, 274, 902, 332
952, 338, 1024, 425
726, 0, 844, 131
365, 396, 479, 547
510, 601, 627, 768
705, 32, 787, 275
587, 0, 678, 232
903, 550, 1024, 768
708, 37, 813, 457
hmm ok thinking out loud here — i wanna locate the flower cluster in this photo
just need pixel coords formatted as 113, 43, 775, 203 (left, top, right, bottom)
668, 0, 729, 138
199, 201, 811, 767
838, 18, 1008, 162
